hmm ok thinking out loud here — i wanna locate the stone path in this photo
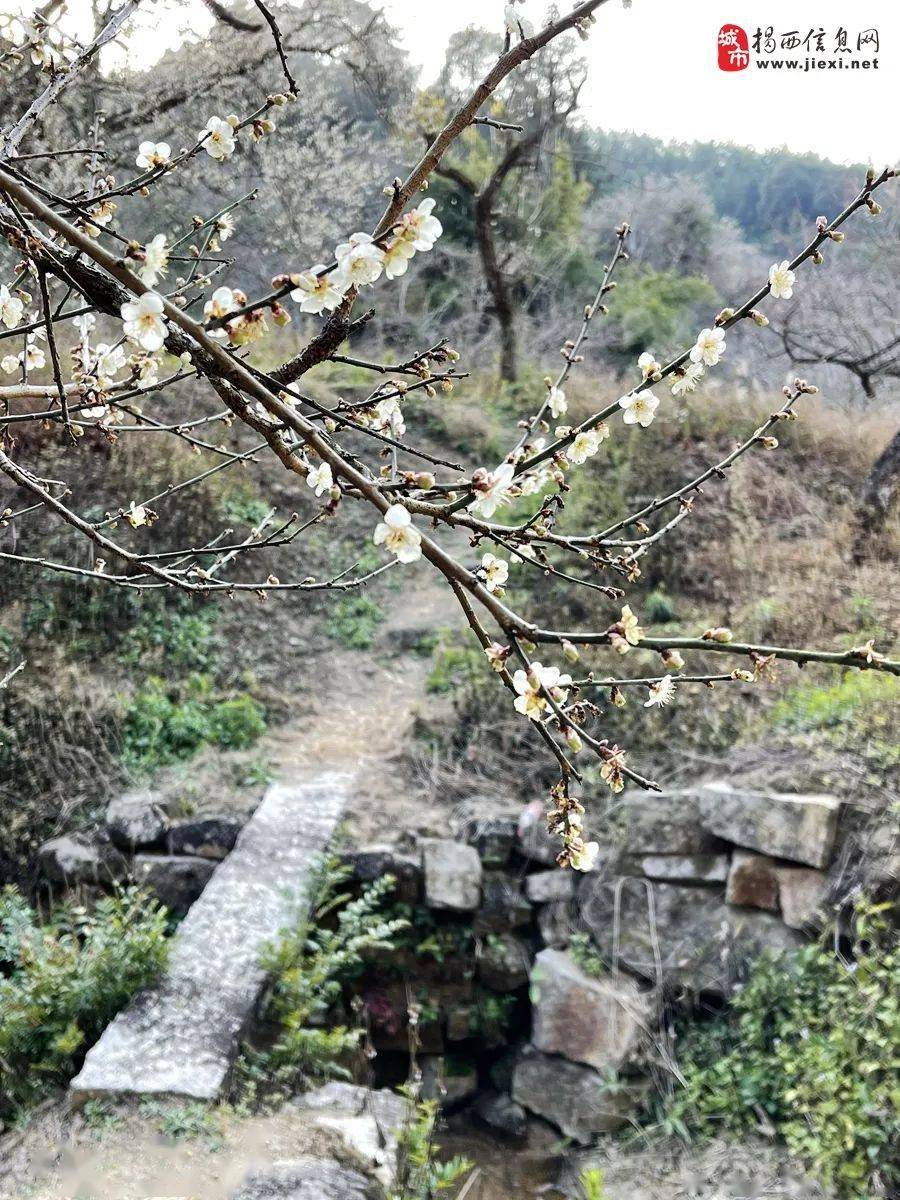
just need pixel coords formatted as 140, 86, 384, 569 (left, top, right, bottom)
70, 773, 351, 1103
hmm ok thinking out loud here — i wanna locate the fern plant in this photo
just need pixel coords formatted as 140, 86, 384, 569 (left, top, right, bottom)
389, 1086, 472, 1200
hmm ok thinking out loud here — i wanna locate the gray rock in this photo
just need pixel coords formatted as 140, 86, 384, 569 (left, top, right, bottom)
420, 1056, 478, 1107
627, 854, 730, 885
106, 789, 168, 850
131, 854, 216, 912
421, 839, 482, 911
473, 1090, 528, 1139
511, 1047, 648, 1144
70, 776, 348, 1102
525, 869, 574, 904
620, 790, 719, 855
776, 867, 828, 930
581, 879, 804, 993
477, 932, 532, 991
537, 900, 576, 949
473, 872, 532, 934
516, 804, 558, 865
293, 1082, 406, 1184
726, 850, 780, 910
458, 809, 518, 865
342, 844, 422, 903
167, 815, 242, 860
697, 781, 840, 869
231, 1158, 377, 1200
530, 948, 651, 1073
38, 835, 125, 885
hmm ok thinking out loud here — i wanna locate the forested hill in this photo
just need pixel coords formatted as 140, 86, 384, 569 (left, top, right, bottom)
574, 130, 863, 243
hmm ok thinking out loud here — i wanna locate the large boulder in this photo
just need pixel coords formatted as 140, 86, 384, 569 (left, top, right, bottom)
581, 879, 803, 993
421, 838, 482, 911
775, 866, 829, 930
131, 854, 216, 911
529, 948, 652, 1073
619, 790, 720, 855
697, 782, 839, 868
231, 1158, 378, 1200
167, 815, 242, 860
473, 1090, 528, 1139
511, 1047, 648, 1144
477, 931, 532, 991
293, 1082, 406, 1186
38, 835, 125, 885
105, 789, 168, 850
525, 869, 575, 904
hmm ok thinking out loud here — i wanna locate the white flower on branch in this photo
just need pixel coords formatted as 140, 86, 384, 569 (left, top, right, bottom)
383, 238, 416, 280
619, 604, 644, 646
548, 385, 567, 418
619, 390, 660, 428
690, 327, 726, 367
768, 260, 797, 300
71, 312, 96, 339
125, 501, 150, 528
373, 503, 422, 564
139, 234, 169, 286
136, 141, 171, 170
204, 286, 238, 320
569, 424, 608, 464
399, 198, 443, 252
83, 199, 117, 238
93, 343, 126, 389
306, 461, 334, 497
570, 840, 600, 871
21, 338, 45, 371
289, 267, 344, 314
644, 675, 676, 707
638, 351, 661, 380
215, 213, 236, 243
0, 285, 24, 330
1, 354, 19, 375
120, 291, 167, 352
512, 662, 572, 721
671, 363, 704, 397
480, 552, 509, 593
200, 116, 237, 161
470, 461, 516, 517
372, 394, 406, 437
334, 233, 385, 288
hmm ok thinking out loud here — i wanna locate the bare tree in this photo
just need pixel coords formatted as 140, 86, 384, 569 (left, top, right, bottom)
0, 0, 897, 874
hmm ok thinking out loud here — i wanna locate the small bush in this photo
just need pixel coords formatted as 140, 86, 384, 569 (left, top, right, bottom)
325, 595, 385, 650
120, 674, 266, 774
664, 902, 900, 1199
768, 671, 899, 772
0, 887, 169, 1117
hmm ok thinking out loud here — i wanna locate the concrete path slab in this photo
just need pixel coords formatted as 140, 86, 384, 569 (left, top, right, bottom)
70, 773, 350, 1102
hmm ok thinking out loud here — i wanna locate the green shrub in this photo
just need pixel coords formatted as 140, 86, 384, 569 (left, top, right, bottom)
664, 902, 900, 1198
325, 595, 385, 650
388, 1087, 472, 1200
237, 856, 407, 1104
120, 674, 265, 774
768, 671, 899, 771
0, 887, 169, 1117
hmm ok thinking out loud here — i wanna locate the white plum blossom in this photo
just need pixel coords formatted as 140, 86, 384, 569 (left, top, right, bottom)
72, 312, 96, 339
200, 116, 236, 161
470, 461, 516, 518
135, 355, 160, 388
569, 423, 609, 464
638, 351, 661, 379
644, 675, 676, 708
139, 234, 169, 286
512, 662, 572, 721
136, 140, 171, 170
306, 461, 334, 496
671, 363, 704, 396
335, 233, 385, 288
120, 291, 167, 351
768, 260, 796, 300
1, 354, 19, 374
125, 501, 149, 528
215, 212, 236, 242
84, 199, 116, 237
290, 267, 345, 314
22, 338, 45, 371
373, 503, 422, 564
571, 841, 600, 872
93, 343, 126, 389
204, 286, 237, 320
0, 285, 24, 329
480, 553, 509, 593
398, 198, 443, 252
372, 394, 405, 437
690, 327, 726, 367
619, 390, 660, 428
383, 237, 416, 280
547, 385, 567, 418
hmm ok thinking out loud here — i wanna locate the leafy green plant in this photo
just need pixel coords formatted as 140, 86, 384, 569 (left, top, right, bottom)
580, 1167, 608, 1200
237, 856, 407, 1105
81, 1099, 125, 1139
388, 1087, 472, 1200
664, 902, 900, 1198
568, 933, 606, 980
768, 671, 899, 771
122, 603, 221, 673
120, 674, 266, 774
139, 1098, 224, 1147
0, 887, 169, 1117
325, 595, 386, 650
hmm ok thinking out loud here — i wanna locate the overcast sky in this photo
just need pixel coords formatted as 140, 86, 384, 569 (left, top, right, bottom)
20, 0, 900, 165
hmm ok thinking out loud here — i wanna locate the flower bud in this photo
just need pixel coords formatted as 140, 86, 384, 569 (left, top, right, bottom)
703, 626, 733, 643
562, 639, 580, 664
662, 649, 685, 670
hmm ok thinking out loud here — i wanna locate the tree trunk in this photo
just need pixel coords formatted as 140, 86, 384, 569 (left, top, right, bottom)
475, 193, 517, 383
857, 426, 900, 546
